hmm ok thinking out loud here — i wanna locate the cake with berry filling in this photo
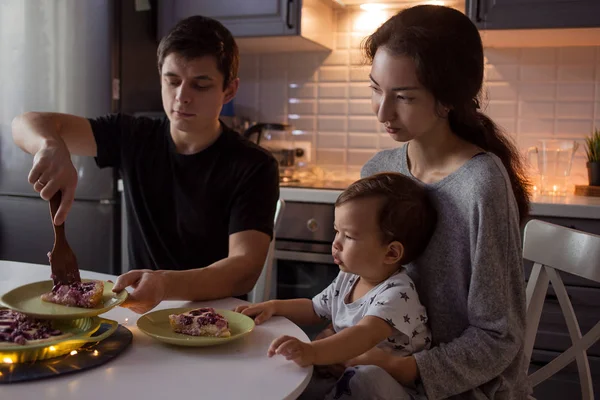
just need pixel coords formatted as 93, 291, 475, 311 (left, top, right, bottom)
169, 307, 231, 338
0, 309, 71, 346
41, 280, 104, 308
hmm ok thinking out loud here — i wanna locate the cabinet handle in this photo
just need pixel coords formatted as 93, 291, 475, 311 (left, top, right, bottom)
306, 218, 319, 232
475, 0, 483, 22
286, 0, 294, 29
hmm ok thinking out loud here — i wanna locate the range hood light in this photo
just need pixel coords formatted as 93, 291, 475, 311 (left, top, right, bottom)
360, 3, 388, 11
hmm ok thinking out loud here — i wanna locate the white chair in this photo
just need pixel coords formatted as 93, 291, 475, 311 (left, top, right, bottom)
248, 198, 285, 304
522, 219, 600, 400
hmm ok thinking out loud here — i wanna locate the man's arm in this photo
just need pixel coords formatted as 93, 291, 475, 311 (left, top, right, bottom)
113, 229, 273, 313
11, 112, 96, 224
12, 112, 97, 156
163, 229, 271, 299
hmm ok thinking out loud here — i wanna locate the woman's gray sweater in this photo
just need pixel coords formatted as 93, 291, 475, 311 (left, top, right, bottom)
362, 145, 529, 400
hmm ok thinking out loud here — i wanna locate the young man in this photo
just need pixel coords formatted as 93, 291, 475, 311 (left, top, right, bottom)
11, 16, 279, 314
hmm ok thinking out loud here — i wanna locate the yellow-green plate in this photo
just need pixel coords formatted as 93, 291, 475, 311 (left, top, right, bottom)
0, 280, 128, 319
137, 307, 255, 347
0, 312, 118, 363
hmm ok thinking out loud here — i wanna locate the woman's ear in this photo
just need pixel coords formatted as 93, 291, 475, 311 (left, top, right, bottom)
435, 102, 451, 118
384, 241, 404, 265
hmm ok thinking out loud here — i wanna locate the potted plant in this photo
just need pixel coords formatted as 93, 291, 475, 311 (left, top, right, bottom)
586, 127, 600, 186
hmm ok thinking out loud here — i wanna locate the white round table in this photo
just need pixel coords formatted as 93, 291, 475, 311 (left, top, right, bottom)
0, 261, 313, 399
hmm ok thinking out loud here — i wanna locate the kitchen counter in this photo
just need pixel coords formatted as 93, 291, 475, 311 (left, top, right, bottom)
280, 186, 600, 220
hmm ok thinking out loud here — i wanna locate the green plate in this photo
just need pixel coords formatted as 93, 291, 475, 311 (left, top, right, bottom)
0, 280, 128, 319
137, 307, 255, 347
0, 313, 118, 363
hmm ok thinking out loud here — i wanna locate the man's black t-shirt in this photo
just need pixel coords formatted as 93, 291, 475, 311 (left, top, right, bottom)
89, 114, 279, 271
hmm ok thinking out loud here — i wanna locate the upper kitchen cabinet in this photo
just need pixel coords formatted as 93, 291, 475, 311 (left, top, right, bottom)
465, 0, 600, 47
158, 0, 335, 53
466, 0, 600, 30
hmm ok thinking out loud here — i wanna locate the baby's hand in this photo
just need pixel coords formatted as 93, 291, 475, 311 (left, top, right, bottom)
234, 301, 276, 324
268, 335, 315, 367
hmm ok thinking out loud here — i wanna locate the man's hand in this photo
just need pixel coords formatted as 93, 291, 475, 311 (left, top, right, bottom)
28, 139, 77, 225
268, 335, 315, 368
112, 270, 167, 314
234, 301, 277, 325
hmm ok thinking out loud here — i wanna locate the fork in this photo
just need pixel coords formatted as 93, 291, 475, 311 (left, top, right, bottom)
49, 191, 81, 287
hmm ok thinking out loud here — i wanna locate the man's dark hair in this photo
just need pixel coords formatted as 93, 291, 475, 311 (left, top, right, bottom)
157, 15, 239, 89
336, 172, 437, 265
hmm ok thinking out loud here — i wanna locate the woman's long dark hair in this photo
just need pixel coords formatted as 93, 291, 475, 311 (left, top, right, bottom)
363, 5, 531, 222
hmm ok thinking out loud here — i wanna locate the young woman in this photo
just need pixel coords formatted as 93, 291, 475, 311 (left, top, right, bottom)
318, 5, 531, 400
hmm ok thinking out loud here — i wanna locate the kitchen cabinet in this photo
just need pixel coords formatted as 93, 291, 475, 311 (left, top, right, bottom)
523, 216, 600, 399
466, 0, 600, 30
157, 0, 334, 53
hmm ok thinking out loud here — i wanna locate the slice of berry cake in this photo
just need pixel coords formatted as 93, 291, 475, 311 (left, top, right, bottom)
41, 280, 104, 308
0, 309, 71, 346
169, 307, 231, 338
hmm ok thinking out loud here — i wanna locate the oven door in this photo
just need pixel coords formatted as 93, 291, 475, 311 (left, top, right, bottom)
272, 250, 339, 338
273, 250, 339, 300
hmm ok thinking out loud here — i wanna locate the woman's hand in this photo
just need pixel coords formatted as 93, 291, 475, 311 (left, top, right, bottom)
346, 348, 419, 387
234, 301, 277, 324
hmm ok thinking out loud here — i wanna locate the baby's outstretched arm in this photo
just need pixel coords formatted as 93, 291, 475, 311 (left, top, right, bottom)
270, 316, 393, 367
235, 299, 323, 326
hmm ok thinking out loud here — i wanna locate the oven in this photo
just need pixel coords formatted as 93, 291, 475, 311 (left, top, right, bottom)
271, 201, 339, 336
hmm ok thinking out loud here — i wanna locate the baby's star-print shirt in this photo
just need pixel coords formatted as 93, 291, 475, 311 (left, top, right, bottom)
312, 270, 431, 356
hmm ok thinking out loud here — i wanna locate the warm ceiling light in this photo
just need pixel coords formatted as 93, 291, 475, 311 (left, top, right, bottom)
423, 0, 446, 5
360, 3, 388, 12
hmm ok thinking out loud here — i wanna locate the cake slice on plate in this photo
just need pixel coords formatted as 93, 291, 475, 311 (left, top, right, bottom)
41, 280, 104, 308
169, 307, 231, 338
0, 309, 72, 346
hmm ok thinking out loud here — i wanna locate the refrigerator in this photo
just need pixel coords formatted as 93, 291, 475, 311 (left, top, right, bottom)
0, 0, 120, 275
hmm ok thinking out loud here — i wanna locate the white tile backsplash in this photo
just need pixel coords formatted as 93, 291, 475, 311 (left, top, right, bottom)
485, 82, 518, 100
348, 116, 378, 133
234, 8, 600, 182
318, 100, 348, 115
319, 66, 349, 82
318, 116, 347, 132
519, 83, 556, 101
519, 102, 555, 118
485, 64, 520, 81
557, 65, 596, 81
520, 65, 557, 82
318, 132, 347, 148
349, 66, 370, 82
521, 48, 557, 65
289, 100, 316, 115
348, 100, 373, 115
289, 83, 317, 99
555, 102, 594, 119
347, 149, 378, 166
555, 119, 594, 136
348, 133, 378, 149
558, 47, 598, 64
323, 50, 349, 66
557, 83, 595, 101
318, 84, 348, 99
349, 83, 372, 99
